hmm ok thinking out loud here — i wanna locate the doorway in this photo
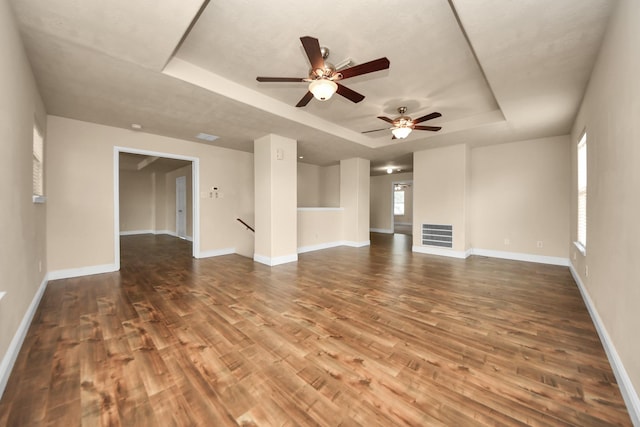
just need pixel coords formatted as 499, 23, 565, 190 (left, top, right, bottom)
392, 181, 413, 235
114, 147, 200, 270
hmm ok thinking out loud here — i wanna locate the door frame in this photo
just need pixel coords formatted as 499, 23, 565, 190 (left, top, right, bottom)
114, 146, 200, 270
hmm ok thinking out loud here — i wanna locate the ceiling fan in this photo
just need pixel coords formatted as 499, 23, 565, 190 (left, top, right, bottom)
256, 36, 390, 107
363, 107, 442, 139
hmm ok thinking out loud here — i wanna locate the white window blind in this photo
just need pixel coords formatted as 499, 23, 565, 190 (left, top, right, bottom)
33, 125, 44, 198
577, 132, 587, 248
394, 189, 405, 215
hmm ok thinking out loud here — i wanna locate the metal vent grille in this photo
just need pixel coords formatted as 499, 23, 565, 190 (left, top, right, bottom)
422, 224, 453, 248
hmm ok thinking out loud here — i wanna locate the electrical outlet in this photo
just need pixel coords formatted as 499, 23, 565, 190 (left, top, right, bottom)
585, 265, 589, 277
504, 238, 510, 245
38, 260, 42, 273
573, 252, 576, 260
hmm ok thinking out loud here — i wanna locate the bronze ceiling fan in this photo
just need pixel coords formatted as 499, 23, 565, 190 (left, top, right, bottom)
363, 107, 442, 139
256, 36, 390, 107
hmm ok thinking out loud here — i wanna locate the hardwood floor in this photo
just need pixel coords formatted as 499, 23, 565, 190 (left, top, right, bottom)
0, 233, 632, 426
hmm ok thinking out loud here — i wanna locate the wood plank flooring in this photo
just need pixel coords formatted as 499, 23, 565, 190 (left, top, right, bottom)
0, 233, 632, 426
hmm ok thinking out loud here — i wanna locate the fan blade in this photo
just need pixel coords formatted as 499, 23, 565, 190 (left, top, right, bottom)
257, 77, 305, 82
377, 116, 394, 124
413, 112, 442, 124
339, 57, 390, 80
414, 125, 442, 132
336, 83, 365, 103
296, 91, 314, 107
300, 36, 324, 70
361, 128, 389, 134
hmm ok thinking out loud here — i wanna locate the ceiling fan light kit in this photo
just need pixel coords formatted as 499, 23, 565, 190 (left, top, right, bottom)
391, 126, 412, 139
309, 79, 338, 101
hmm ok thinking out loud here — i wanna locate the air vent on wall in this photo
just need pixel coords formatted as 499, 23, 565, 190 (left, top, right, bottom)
422, 224, 453, 248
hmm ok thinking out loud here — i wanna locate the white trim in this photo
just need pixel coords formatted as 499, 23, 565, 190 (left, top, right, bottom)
412, 245, 470, 259
342, 240, 370, 248
0, 291, 5, 302
297, 207, 344, 211
370, 228, 393, 234
155, 229, 177, 237
573, 241, 586, 256
196, 247, 235, 259
119, 230, 154, 236
298, 241, 344, 254
0, 274, 48, 399
32, 195, 46, 204
48, 264, 118, 280
471, 248, 570, 266
253, 253, 298, 266
569, 264, 640, 426
114, 147, 200, 261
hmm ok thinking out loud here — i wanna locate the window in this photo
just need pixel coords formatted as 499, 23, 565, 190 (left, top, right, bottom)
32, 124, 45, 203
576, 132, 587, 251
394, 188, 405, 215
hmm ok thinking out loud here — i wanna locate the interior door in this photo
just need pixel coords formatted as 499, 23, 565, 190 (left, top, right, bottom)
176, 176, 187, 239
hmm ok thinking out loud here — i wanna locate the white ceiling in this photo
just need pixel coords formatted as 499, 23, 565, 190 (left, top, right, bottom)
9, 0, 615, 175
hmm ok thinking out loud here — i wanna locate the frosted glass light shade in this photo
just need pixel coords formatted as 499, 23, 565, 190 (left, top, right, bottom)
309, 79, 338, 101
391, 126, 412, 139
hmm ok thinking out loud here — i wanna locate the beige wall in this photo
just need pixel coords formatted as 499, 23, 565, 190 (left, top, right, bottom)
370, 172, 413, 232
470, 136, 570, 257
297, 209, 344, 249
320, 164, 340, 207
298, 162, 341, 208
254, 134, 297, 263
340, 158, 370, 244
165, 165, 193, 238
153, 172, 167, 232
413, 145, 469, 252
570, 0, 640, 406
119, 170, 154, 232
46, 116, 254, 271
297, 162, 320, 207
0, 0, 48, 393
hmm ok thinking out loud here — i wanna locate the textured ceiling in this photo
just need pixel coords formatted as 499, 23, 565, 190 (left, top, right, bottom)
9, 0, 615, 175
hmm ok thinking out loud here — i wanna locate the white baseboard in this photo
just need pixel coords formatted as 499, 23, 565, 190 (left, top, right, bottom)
298, 241, 344, 254
0, 274, 48, 399
569, 265, 640, 426
471, 248, 570, 266
154, 229, 175, 236
370, 228, 393, 234
254, 253, 298, 266
119, 229, 154, 236
48, 263, 118, 280
196, 247, 235, 259
342, 240, 370, 248
412, 245, 470, 259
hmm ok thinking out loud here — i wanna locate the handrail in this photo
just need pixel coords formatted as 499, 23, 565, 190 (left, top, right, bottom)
236, 218, 255, 232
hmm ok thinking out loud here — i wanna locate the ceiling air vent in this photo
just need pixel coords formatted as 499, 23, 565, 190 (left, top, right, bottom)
422, 224, 453, 248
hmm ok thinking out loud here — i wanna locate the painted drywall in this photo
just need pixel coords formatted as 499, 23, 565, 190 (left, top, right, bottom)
297, 208, 344, 250
319, 164, 340, 207
165, 164, 193, 238
470, 136, 570, 257
119, 170, 154, 232
153, 172, 167, 232
370, 172, 414, 232
253, 134, 297, 263
340, 158, 370, 245
570, 0, 640, 412
0, 0, 48, 396
297, 162, 321, 207
46, 116, 254, 271
298, 162, 341, 208
413, 145, 469, 252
